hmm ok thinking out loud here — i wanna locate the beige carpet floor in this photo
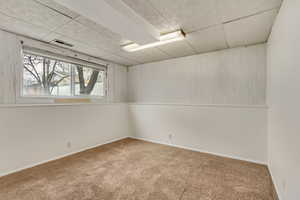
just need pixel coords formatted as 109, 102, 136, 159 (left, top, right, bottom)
0, 138, 276, 200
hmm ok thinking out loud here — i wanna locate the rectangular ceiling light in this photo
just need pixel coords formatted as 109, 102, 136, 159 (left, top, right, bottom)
122, 30, 185, 52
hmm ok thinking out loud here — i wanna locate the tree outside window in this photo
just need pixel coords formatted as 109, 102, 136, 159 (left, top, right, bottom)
23, 53, 106, 97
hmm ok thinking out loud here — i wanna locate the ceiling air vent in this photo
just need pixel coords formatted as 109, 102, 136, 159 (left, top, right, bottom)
52, 39, 74, 48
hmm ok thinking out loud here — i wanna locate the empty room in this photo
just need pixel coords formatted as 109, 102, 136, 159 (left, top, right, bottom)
0, 0, 299, 199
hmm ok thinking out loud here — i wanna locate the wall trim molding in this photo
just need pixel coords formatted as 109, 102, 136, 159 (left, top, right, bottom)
0, 102, 267, 109
0, 136, 130, 178
128, 102, 268, 109
129, 136, 267, 165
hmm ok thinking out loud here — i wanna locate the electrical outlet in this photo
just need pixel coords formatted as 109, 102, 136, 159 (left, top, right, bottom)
67, 141, 72, 148
168, 133, 173, 143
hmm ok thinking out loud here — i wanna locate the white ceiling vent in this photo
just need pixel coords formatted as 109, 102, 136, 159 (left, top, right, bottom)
51, 39, 74, 48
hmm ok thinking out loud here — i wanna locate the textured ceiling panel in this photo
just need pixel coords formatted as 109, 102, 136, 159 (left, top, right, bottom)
224, 9, 278, 47
157, 40, 196, 59
149, 0, 221, 32
123, 0, 221, 33
0, 0, 282, 65
121, 48, 171, 64
110, 50, 149, 64
217, 0, 282, 22
75, 16, 123, 43
49, 20, 121, 52
33, 0, 79, 19
121, 0, 177, 33
187, 25, 228, 54
0, 12, 51, 40
0, 0, 71, 31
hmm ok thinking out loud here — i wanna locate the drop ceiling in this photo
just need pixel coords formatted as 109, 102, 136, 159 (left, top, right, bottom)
0, 0, 282, 66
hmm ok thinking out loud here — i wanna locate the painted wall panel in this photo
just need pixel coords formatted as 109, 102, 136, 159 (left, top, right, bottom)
128, 44, 266, 105
111, 64, 128, 102
267, 0, 300, 199
0, 31, 21, 104
127, 43, 268, 165
0, 104, 129, 176
129, 104, 267, 164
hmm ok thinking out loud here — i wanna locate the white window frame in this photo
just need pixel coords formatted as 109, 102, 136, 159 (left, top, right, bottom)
18, 47, 108, 103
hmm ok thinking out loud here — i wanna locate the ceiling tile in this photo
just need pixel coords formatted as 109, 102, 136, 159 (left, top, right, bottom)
0, 12, 51, 40
149, 0, 221, 32
141, 48, 172, 63
217, 0, 282, 22
121, 0, 175, 33
155, 0, 220, 33
122, 0, 220, 33
51, 20, 121, 52
108, 50, 144, 64
0, 0, 72, 31
75, 16, 123, 43
99, 50, 141, 66
186, 25, 228, 54
33, 0, 79, 19
95, 53, 137, 66
121, 48, 171, 65
224, 9, 278, 47
157, 40, 196, 58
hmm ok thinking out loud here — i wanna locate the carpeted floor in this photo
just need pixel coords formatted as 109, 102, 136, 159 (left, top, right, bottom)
0, 138, 276, 200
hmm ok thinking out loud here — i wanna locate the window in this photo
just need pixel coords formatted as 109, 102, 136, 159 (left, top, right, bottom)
74, 66, 106, 97
22, 52, 107, 98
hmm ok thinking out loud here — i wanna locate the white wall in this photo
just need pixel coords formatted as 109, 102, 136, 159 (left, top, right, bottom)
0, 103, 129, 176
0, 30, 20, 104
267, 0, 300, 199
128, 44, 268, 164
129, 104, 267, 163
108, 63, 128, 102
128, 44, 266, 105
0, 30, 129, 176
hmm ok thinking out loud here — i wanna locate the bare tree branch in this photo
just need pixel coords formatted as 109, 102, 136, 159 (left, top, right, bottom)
48, 61, 57, 82
24, 65, 41, 84
28, 56, 41, 83
53, 75, 70, 87
50, 75, 70, 93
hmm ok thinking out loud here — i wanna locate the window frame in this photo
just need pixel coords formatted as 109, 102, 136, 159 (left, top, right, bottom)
20, 48, 108, 101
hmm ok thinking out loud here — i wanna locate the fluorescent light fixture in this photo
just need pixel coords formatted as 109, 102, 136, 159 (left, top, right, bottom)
122, 30, 185, 52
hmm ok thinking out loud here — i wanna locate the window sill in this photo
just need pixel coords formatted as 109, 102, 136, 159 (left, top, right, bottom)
0, 102, 127, 108
16, 96, 107, 104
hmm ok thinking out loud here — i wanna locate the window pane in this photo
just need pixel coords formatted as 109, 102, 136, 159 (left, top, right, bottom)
23, 54, 71, 96
74, 66, 105, 96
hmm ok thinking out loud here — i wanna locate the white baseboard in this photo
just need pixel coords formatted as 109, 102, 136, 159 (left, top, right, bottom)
0, 136, 130, 178
1, 135, 267, 178
268, 166, 281, 200
129, 136, 267, 166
